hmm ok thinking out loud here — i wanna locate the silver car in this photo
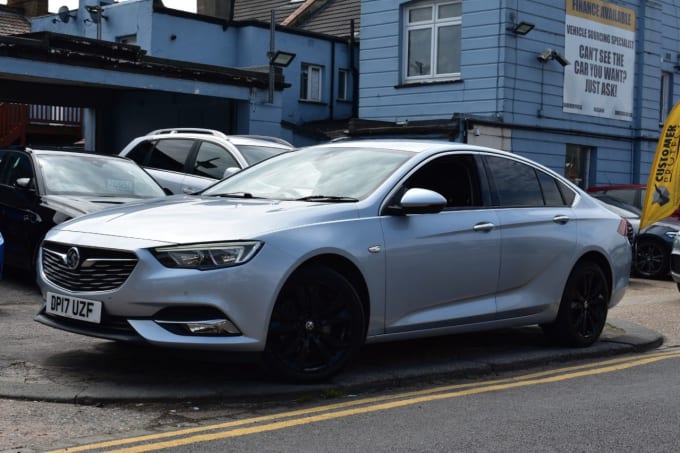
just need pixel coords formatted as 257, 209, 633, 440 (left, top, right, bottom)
119, 128, 293, 194
36, 140, 632, 382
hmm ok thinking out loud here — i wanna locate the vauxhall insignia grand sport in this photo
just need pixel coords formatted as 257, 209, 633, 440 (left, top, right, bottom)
35, 140, 632, 382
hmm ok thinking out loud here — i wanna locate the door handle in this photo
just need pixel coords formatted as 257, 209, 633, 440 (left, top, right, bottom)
473, 222, 495, 232
553, 215, 570, 224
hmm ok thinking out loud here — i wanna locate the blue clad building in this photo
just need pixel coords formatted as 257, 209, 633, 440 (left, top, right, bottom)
357, 0, 679, 187
1, 0, 679, 187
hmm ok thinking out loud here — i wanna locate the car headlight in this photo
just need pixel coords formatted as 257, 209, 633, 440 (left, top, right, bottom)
151, 241, 263, 270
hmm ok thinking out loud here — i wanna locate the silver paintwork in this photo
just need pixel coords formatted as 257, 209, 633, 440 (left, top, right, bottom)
37, 140, 631, 352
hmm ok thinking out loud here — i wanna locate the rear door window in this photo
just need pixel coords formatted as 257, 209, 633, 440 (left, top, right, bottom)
485, 156, 575, 207
193, 142, 241, 179
485, 156, 544, 207
147, 139, 194, 172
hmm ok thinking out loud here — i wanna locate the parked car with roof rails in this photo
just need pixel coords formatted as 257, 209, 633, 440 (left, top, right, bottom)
591, 192, 679, 279
119, 128, 294, 194
36, 139, 631, 382
0, 147, 167, 275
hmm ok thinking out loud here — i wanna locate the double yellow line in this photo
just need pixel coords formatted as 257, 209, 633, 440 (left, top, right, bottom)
47, 348, 680, 453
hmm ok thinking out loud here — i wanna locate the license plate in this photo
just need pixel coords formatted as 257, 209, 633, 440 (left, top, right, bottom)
45, 292, 102, 324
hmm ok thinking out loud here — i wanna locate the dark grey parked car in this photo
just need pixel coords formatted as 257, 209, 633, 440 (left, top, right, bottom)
0, 147, 166, 274
592, 193, 678, 279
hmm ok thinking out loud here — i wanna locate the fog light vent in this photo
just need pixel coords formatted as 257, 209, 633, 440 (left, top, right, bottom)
156, 318, 241, 336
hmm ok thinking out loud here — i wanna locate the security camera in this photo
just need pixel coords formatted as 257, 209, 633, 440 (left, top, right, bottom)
552, 50, 570, 66
537, 48, 553, 63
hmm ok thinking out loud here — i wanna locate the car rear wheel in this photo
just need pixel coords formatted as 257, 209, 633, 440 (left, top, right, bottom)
542, 261, 609, 347
634, 238, 669, 279
264, 266, 365, 382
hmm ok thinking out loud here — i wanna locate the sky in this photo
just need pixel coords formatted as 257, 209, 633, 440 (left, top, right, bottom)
0, 0, 197, 13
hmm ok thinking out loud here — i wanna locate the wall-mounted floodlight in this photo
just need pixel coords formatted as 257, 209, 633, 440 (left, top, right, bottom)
268, 50, 296, 68
537, 48, 570, 66
508, 21, 534, 35
85, 4, 108, 24
267, 9, 297, 103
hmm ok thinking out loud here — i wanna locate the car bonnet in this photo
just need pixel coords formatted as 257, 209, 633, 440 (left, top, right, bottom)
49, 195, 360, 244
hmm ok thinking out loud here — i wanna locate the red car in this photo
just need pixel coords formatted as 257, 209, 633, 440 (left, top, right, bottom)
587, 184, 680, 217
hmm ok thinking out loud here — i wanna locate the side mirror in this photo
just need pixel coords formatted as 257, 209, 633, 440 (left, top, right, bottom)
222, 167, 240, 179
386, 188, 447, 215
16, 178, 34, 190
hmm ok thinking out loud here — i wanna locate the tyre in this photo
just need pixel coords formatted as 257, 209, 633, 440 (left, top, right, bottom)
634, 238, 669, 279
264, 266, 365, 382
542, 261, 609, 347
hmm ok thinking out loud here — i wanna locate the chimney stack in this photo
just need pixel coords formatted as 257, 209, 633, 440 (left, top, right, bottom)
7, 0, 48, 17
197, 0, 234, 21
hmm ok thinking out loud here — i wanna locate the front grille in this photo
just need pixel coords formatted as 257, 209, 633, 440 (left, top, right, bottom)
42, 241, 138, 292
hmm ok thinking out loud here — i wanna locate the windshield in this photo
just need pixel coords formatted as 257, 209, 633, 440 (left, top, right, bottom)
235, 144, 291, 165
203, 146, 413, 201
37, 154, 166, 198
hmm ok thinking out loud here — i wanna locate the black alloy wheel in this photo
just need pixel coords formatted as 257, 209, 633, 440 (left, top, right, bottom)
634, 238, 669, 279
264, 266, 365, 383
542, 261, 609, 347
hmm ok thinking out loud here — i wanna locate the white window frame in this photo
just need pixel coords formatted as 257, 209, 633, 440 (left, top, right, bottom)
660, 72, 672, 126
338, 69, 349, 101
117, 34, 137, 45
301, 64, 323, 102
403, 1, 461, 83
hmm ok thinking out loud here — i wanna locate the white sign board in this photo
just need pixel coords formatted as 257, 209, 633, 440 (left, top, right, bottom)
563, 0, 636, 121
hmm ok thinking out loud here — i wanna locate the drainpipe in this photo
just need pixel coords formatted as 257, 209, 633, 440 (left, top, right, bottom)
330, 41, 335, 120
350, 19, 358, 119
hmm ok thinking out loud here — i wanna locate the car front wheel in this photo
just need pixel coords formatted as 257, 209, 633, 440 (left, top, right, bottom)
264, 265, 365, 383
542, 261, 609, 347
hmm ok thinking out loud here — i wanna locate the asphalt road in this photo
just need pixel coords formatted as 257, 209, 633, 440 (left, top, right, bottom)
0, 271, 676, 452
610, 277, 680, 346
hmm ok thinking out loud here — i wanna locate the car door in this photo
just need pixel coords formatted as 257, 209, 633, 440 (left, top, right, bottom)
142, 139, 196, 194
184, 141, 243, 193
381, 154, 500, 333
0, 151, 46, 270
483, 155, 579, 317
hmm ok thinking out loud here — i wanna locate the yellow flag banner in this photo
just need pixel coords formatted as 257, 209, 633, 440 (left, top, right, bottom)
640, 102, 680, 230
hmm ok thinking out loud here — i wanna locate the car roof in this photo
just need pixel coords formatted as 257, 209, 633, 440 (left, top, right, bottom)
1, 147, 130, 160
33, 149, 135, 162
315, 138, 526, 158
141, 128, 293, 148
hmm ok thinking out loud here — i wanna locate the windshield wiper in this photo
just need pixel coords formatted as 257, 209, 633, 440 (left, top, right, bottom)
295, 195, 359, 202
214, 192, 264, 199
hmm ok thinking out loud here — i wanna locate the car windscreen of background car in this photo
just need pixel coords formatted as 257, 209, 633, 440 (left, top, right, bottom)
235, 144, 291, 165
37, 155, 166, 198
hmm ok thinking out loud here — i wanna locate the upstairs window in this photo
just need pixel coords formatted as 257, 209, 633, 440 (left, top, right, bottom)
403, 1, 461, 83
301, 64, 323, 102
660, 72, 672, 126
